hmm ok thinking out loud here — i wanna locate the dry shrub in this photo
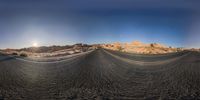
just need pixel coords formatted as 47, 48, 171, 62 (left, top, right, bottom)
20, 53, 28, 57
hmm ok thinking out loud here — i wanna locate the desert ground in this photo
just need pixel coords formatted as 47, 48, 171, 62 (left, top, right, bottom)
0, 49, 200, 99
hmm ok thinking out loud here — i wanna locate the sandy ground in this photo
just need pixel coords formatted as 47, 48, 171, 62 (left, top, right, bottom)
0, 49, 200, 99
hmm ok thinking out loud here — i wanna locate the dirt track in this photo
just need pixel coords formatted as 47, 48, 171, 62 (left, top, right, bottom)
0, 49, 200, 100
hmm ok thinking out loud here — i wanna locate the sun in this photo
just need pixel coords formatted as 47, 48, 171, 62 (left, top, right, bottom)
32, 42, 38, 47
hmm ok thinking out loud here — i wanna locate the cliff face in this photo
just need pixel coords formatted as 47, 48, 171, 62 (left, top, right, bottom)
101, 41, 180, 54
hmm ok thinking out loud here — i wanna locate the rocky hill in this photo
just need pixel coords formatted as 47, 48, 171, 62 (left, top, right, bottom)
2, 44, 95, 57
101, 41, 183, 54
0, 42, 186, 56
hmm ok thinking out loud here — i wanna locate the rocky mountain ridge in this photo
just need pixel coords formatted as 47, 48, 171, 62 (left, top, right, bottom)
101, 41, 183, 54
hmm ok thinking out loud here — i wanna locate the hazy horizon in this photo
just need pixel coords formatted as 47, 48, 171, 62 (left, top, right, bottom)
0, 0, 200, 49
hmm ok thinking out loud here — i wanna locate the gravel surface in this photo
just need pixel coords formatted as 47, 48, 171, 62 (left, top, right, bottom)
0, 49, 200, 100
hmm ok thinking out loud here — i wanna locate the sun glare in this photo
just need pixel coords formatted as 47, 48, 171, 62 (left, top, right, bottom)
32, 42, 38, 47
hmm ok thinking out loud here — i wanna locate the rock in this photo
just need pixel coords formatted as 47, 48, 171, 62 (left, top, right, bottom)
101, 40, 180, 54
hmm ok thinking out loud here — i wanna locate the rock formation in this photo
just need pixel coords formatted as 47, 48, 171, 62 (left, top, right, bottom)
101, 41, 180, 54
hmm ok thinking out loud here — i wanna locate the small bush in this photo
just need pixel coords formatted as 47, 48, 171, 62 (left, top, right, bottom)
20, 53, 28, 57
116, 46, 123, 52
12, 52, 18, 55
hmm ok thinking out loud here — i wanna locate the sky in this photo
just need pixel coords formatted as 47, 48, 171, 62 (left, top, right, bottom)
0, 0, 200, 49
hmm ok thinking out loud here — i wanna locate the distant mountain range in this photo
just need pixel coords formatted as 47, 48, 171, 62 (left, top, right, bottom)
1, 44, 94, 57
3, 43, 92, 53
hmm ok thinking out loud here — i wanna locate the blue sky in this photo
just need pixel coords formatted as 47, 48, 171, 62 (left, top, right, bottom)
0, 0, 200, 49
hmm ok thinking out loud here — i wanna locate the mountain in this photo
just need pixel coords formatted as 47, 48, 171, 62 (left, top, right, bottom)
1, 44, 95, 57
0, 41, 186, 56
101, 41, 182, 54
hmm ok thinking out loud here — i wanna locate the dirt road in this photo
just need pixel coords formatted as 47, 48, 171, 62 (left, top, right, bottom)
0, 49, 200, 99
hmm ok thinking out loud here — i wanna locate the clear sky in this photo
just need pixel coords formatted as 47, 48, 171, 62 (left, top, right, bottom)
0, 0, 200, 49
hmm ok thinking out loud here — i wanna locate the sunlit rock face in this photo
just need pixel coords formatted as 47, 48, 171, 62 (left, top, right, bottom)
101, 41, 180, 54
